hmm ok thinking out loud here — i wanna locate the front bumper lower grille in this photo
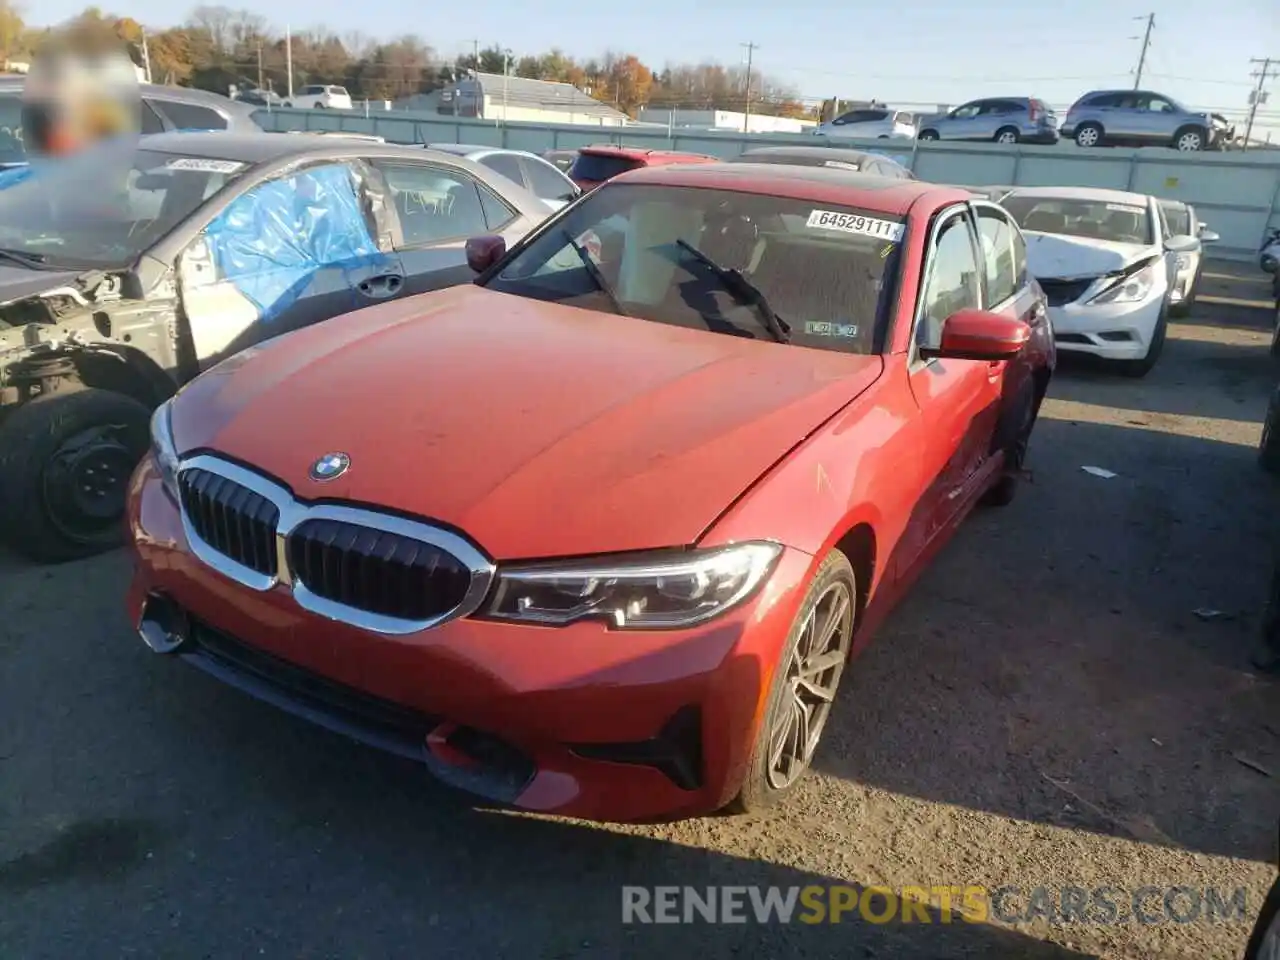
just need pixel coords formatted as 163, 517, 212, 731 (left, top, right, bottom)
1038, 277, 1096, 307
173, 454, 495, 634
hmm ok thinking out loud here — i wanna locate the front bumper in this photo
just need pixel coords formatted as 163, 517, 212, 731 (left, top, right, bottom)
1048, 291, 1166, 360
126, 461, 811, 823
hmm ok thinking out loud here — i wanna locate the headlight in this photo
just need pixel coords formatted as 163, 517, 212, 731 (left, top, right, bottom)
484, 541, 782, 630
149, 400, 180, 500
1089, 262, 1157, 305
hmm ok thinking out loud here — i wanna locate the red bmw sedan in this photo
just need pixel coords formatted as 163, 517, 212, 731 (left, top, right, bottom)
127, 163, 1054, 823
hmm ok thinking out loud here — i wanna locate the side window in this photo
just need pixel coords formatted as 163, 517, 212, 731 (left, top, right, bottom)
481, 153, 526, 187
976, 207, 1017, 306
0, 93, 26, 165
1011, 225, 1027, 287
479, 186, 517, 230
139, 100, 167, 134
154, 100, 228, 130
522, 157, 576, 202
1147, 96, 1175, 114
917, 212, 982, 349
1087, 93, 1119, 109
379, 163, 490, 246
952, 102, 982, 119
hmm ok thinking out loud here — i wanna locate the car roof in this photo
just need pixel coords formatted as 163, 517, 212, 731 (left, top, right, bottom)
613, 162, 970, 215
736, 146, 902, 165
136, 130, 451, 165
426, 143, 540, 161
1002, 185, 1152, 206
579, 144, 717, 161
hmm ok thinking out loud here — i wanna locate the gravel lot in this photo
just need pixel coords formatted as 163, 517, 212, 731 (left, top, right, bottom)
2, 261, 1279, 960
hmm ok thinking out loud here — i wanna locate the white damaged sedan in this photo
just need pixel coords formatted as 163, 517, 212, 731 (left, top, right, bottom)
1001, 186, 1194, 377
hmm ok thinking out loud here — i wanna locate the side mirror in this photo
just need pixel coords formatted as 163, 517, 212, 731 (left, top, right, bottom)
919, 309, 1031, 362
1198, 224, 1220, 243
1165, 234, 1199, 253
465, 234, 506, 273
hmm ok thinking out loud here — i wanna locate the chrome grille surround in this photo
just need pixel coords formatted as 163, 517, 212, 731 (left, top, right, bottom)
175, 454, 496, 636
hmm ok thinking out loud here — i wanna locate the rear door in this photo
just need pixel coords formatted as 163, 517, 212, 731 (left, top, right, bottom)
942, 101, 984, 140
375, 159, 526, 295
972, 200, 1044, 443
177, 159, 404, 369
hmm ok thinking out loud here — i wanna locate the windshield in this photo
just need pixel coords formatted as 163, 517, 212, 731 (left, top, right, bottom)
0, 146, 244, 268
1001, 194, 1153, 246
569, 152, 641, 183
482, 183, 904, 355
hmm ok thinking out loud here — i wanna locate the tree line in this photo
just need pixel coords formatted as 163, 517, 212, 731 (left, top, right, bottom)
0, 3, 817, 118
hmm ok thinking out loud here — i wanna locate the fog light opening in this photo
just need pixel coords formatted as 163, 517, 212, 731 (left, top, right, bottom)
138, 594, 191, 654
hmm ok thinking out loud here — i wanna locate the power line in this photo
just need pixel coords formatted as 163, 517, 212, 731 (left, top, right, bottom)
1244, 57, 1279, 149
1132, 13, 1155, 89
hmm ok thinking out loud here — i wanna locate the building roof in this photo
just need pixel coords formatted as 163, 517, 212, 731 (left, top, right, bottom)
617, 162, 972, 215
469, 72, 629, 122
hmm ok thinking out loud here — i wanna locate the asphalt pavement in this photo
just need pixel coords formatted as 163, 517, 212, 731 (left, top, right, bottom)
2, 261, 1278, 960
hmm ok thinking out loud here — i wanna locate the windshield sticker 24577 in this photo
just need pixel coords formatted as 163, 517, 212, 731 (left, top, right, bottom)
806, 210, 905, 242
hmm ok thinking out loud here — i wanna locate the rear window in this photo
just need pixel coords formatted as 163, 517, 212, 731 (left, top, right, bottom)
569, 152, 642, 183
329, 86, 349, 96
301, 85, 326, 95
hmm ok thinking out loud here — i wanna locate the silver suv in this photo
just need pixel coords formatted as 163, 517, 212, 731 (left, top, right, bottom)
1060, 90, 1232, 151
916, 97, 1059, 145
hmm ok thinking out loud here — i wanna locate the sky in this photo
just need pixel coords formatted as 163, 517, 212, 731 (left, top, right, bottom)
30, 0, 1280, 139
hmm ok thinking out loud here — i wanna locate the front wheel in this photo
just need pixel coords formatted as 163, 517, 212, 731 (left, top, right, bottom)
1174, 127, 1206, 151
727, 550, 856, 814
994, 126, 1020, 145
1075, 123, 1103, 147
918, 129, 940, 141
0, 389, 152, 563
1116, 306, 1169, 378
1241, 871, 1280, 959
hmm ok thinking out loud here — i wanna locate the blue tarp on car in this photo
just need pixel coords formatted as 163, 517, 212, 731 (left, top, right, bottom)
202, 162, 393, 322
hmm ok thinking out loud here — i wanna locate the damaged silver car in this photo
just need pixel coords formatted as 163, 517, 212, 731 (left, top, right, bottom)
0, 131, 550, 562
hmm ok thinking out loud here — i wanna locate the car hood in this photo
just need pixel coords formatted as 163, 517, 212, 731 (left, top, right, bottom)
0, 264, 90, 306
172, 285, 885, 560
1024, 232, 1155, 280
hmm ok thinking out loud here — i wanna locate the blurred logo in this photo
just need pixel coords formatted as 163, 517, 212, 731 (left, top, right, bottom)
309, 453, 351, 482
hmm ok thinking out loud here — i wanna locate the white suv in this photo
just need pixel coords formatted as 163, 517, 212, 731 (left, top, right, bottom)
285, 85, 353, 110
814, 107, 917, 140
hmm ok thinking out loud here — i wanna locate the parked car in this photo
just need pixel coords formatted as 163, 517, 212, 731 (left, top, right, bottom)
233, 88, 285, 108
543, 149, 579, 173
566, 144, 719, 191
813, 106, 916, 140
282, 84, 353, 110
0, 78, 264, 168
967, 185, 1015, 203
0, 131, 550, 562
1000, 186, 1194, 376
1059, 90, 1233, 151
1156, 199, 1219, 315
126, 163, 1054, 823
916, 97, 1058, 145
731, 145, 915, 179
425, 143, 581, 210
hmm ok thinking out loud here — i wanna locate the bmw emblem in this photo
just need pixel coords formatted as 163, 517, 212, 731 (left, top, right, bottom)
309, 452, 350, 482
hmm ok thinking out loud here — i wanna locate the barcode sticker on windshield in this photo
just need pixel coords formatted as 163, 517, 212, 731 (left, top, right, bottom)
806, 209, 905, 242
164, 158, 246, 174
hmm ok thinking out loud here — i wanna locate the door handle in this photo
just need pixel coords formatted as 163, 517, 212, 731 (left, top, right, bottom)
357, 274, 404, 299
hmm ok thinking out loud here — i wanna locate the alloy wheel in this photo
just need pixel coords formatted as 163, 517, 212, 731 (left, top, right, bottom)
996, 130, 1018, 144
1177, 131, 1202, 151
766, 579, 854, 790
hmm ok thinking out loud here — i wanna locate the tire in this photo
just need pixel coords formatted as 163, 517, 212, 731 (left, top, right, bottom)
727, 550, 857, 814
1075, 123, 1104, 148
0, 389, 152, 563
282, 101, 292, 108
1241, 872, 1280, 959
982, 376, 1042, 507
994, 126, 1020, 145
918, 129, 940, 141
876, 134, 888, 139
1259, 387, 1280, 474
1173, 126, 1206, 152
1270, 308, 1280, 360
1116, 304, 1169, 378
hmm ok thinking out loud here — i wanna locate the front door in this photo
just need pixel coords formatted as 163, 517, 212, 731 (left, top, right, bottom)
178, 160, 405, 369
897, 205, 1004, 577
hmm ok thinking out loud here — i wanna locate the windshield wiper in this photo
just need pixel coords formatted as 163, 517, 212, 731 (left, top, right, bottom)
674, 239, 790, 344
0, 248, 48, 268
562, 229, 628, 316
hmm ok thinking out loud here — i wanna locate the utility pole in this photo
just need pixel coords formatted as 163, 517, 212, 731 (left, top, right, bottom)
285, 25, 293, 100
1244, 57, 1277, 150
1132, 13, 1154, 89
140, 28, 152, 83
741, 41, 758, 133
256, 41, 263, 91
